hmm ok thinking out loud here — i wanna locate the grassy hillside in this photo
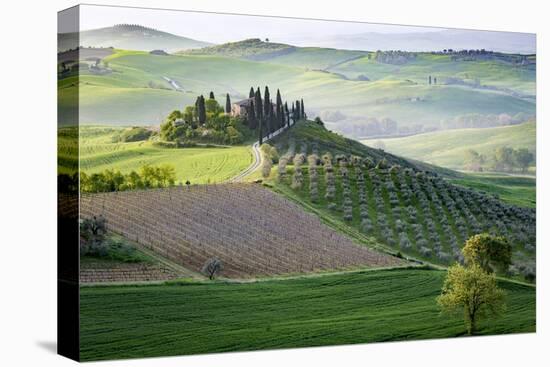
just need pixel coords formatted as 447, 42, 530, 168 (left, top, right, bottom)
59, 126, 253, 184
181, 38, 368, 70
329, 52, 535, 96
267, 121, 535, 276
272, 120, 415, 169
79, 267, 535, 361
449, 173, 536, 208
58, 49, 535, 126
364, 122, 536, 171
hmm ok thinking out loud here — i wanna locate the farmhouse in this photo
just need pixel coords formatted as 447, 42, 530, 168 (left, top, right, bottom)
231, 98, 254, 118
231, 97, 276, 118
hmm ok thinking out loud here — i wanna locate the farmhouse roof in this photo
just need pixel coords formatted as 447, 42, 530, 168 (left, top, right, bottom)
234, 97, 254, 106
234, 97, 276, 107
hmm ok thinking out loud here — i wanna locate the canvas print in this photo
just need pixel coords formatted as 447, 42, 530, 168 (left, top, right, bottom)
57, 4, 536, 362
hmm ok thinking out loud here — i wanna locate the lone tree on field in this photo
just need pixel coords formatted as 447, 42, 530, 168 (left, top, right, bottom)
209, 91, 215, 99
437, 264, 506, 335
202, 258, 223, 280
462, 233, 512, 274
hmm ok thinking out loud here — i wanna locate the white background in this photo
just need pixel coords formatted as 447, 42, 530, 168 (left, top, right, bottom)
0, 0, 546, 365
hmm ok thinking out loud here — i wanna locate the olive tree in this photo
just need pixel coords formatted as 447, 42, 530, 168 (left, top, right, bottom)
202, 258, 224, 280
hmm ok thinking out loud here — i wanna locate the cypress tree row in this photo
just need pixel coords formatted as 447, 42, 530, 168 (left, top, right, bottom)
225, 93, 231, 114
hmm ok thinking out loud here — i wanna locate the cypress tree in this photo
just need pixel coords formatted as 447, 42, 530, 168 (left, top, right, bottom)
194, 96, 201, 125
270, 99, 277, 135
265, 99, 272, 136
263, 86, 271, 119
225, 93, 231, 114
258, 111, 263, 145
284, 102, 290, 127
300, 98, 305, 119
209, 91, 215, 99
198, 95, 206, 124
248, 100, 256, 129
255, 87, 263, 121
291, 102, 296, 123
249, 87, 255, 98
296, 100, 301, 120
276, 89, 283, 128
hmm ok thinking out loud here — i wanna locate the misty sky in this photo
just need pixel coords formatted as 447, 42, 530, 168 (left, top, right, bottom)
78, 4, 535, 53
79, 4, 444, 43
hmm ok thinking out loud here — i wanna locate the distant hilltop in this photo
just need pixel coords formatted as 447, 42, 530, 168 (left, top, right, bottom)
58, 24, 211, 53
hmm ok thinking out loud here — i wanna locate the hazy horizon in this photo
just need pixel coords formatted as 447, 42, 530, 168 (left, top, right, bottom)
77, 4, 536, 53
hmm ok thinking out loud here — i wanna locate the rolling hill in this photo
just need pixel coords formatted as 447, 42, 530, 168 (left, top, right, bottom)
58, 24, 211, 52
58, 48, 535, 127
180, 38, 368, 70
363, 121, 536, 171
267, 121, 535, 277
58, 126, 253, 184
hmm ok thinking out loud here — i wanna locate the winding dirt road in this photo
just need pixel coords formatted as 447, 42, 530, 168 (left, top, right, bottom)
229, 123, 292, 182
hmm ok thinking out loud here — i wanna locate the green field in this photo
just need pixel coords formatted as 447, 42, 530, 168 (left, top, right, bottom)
329, 53, 535, 95
450, 173, 536, 208
58, 49, 535, 128
364, 122, 536, 171
79, 267, 535, 361
59, 126, 253, 184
